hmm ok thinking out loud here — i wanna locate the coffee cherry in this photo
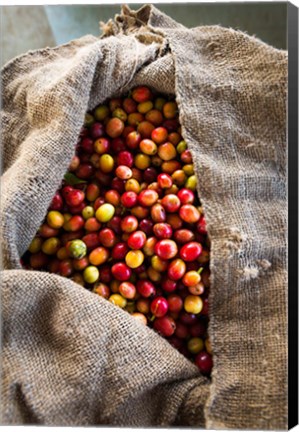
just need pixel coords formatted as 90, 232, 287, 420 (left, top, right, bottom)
93, 282, 110, 299
173, 229, 195, 244
188, 282, 205, 295
136, 280, 156, 298
139, 219, 154, 235
76, 163, 94, 179
140, 139, 157, 155
82, 206, 95, 220
161, 194, 181, 213
154, 239, 178, 260
185, 175, 197, 190
167, 258, 186, 280
150, 296, 168, 317
95, 203, 115, 223
168, 294, 183, 312
83, 266, 99, 283
157, 173, 172, 189
109, 293, 127, 308
28, 237, 43, 254
118, 282, 136, 299
127, 231, 146, 250
86, 184, 100, 202
99, 154, 114, 173
106, 118, 124, 138
68, 156, 80, 172
98, 228, 116, 248
94, 105, 109, 121
145, 109, 163, 126
163, 101, 177, 119
66, 239, 87, 259
183, 270, 201, 287
180, 242, 202, 261
151, 203, 166, 222
153, 316, 176, 337
158, 142, 177, 161
82, 233, 100, 250
195, 351, 213, 374
116, 165, 133, 180
175, 322, 189, 339
177, 188, 195, 204
111, 262, 132, 281
205, 338, 212, 354
151, 255, 168, 272
184, 295, 203, 314
188, 337, 204, 354
138, 189, 159, 207
42, 237, 61, 255
47, 211, 64, 229
89, 247, 109, 266
73, 257, 89, 271
136, 298, 150, 314
121, 191, 138, 208
131, 312, 147, 325
153, 223, 173, 239
90, 122, 104, 139
125, 250, 144, 268
161, 277, 177, 293
132, 86, 152, 103
59, 258, 73, 277
49, 193, 63, 211
123, 98, 137, 114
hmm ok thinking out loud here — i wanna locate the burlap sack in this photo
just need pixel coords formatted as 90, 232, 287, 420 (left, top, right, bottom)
1, 4, 287, 429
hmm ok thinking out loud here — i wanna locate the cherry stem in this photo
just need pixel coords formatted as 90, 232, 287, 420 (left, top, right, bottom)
197, 267, 204, 275
150, 314, 156, 322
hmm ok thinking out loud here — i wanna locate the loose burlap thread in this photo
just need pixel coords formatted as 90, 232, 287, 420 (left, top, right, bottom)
1, 5, 287, 429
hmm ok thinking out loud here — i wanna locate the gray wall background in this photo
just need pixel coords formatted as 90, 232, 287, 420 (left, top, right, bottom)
1, 3, 287, 67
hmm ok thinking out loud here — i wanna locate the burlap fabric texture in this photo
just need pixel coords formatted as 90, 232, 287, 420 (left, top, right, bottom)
1, 4, 287, 429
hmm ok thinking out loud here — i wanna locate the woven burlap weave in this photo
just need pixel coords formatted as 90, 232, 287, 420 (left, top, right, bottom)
1, 5, 287, 429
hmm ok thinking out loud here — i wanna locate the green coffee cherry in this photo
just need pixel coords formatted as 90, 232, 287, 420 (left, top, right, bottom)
68, 239, 87, 259
177, 140, 187, 154
185, 174, 197, 190
83, 266, 100, 284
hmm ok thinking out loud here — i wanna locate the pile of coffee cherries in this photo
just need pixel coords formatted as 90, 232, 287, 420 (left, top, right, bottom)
22, 86, 213, 376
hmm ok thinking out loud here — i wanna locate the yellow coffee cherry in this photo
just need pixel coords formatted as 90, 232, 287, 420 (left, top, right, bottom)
183, 164, 194, 176
28, 237, 42, 254
99, 154, 114, 173
83, 266, 100, 284
95, 203, 115, 223
134, 154, 151, 170
125, 301, 136, 314
82, 206, 94, 220
184, 295, 203, 314
42, 237, 61, 255
137, 101, 153, 114
125, 178, 141, 193
47, 211, 64, 229
151, 255, 168, 272
125, 250, 144, 268
109, 294, 127, 308
185, 175, 197, 190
